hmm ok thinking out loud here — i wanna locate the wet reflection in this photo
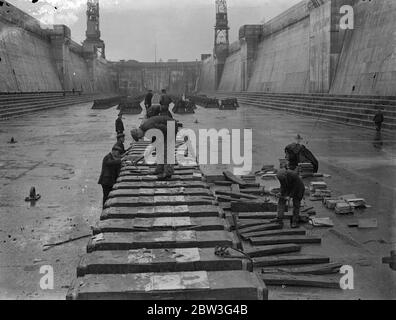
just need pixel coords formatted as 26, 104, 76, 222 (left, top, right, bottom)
373, 131, 383, 150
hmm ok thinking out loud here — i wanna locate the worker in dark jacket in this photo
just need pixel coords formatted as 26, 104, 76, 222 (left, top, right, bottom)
285, 135, 319, 173
373, 109, 384, 132
115, 113, 125, 134
274, 170, 305, 229
131, 115, 178, 180
144, 90, 153, 110
114, 133, 126, 155
159, 89, 173, 117
98, 145, 122, 208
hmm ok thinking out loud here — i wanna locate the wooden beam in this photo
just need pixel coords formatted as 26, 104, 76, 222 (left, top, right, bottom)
253, 255, 330, 267
250, 236, 322, 246
245, 244, 301, 258
259, 273, 341, 289
242, 229, 306, 240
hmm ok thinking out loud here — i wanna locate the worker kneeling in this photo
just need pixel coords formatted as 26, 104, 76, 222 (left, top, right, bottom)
130, 115, 179, 181
274, 170, 305, 229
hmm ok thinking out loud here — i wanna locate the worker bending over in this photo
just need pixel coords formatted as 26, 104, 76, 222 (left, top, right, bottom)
131, 115, 179, 180
274, 170, 305, 229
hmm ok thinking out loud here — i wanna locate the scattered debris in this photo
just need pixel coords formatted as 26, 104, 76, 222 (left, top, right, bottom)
348, 219, 378, 229
43, 234, 91, 251
25, 187, 41, 202
309, 217, 334, 228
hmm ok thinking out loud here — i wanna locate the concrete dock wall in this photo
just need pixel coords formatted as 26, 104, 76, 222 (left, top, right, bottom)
198, 0, 396, 97
0, 2, 114, 93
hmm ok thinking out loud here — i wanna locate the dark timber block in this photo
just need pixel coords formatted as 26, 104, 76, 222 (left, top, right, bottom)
114, 181, 208, 190
259, 273, 341, 289
119, 170, 198, 177
66, 270, 267, 300
242, 229, 306, 240
117, 175, 203, 183
238, 223, 282, 234
263, 263, 343, 275
104, 196, 215, 208
253, 255, 330, 267
93, 217, 230, 234
109, 188, 212, 198
76, 248, 251, 276
238, 212, 279, 220
250, 236, 322, 246
100, 205, 223, 220
245, 244, 301, 258
231, 201, 278, 213
86, 231, 238, 252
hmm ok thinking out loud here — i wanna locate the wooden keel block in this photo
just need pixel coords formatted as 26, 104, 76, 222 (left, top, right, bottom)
76, 248, 251, 276
238, 223, 282, 234
259, 273, 341, 289
254, 255, 330, 267
93, 217, 229, 234
250, 236, 322, 246
237, 212, 278, 220
67, 270, 268, 300
231, 201, 278, 213
105, 196, 214, 208
100, 205, 222, 220
87, 231, 238, 253
117, 175, 202, 183
245, 244, 301, 258
114, 181, 208, 189
242, 229, 306, 240
109, 188, 212, 198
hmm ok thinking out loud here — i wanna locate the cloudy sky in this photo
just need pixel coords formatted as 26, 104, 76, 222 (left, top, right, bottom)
10, 0, 301, 61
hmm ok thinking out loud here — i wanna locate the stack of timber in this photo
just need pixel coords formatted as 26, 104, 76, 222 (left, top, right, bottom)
118, 95, 144, 115
211, 172, 343, 292
218, 98, 239, 110
92, 95, 125, 110
67, 140, 266, 300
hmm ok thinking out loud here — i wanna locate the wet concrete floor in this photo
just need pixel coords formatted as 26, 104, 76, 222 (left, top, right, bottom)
0, 102, 395, 299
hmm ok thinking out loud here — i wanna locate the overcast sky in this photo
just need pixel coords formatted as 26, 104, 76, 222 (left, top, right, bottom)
10, 0, 301, 62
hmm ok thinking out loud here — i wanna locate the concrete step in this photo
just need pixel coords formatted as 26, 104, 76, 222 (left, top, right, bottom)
0, 93, 70, 103
238, 97, 396, 121
0, 97, 95, 120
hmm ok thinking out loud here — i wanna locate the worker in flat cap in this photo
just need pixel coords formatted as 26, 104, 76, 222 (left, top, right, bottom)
131, 115, 179, 180
98, 145, 123, 208
115, 113, 125, 135
115, 133, 126, 155
272, 169, 306, 229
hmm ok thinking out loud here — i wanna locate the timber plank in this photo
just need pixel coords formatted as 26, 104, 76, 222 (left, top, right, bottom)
231, 201, 278, 213
245, 244, 301, 258
114, 181, 208, 189
76, 248, 251, 276
100, 205, 222, 220
67, 271, 267, 300
86, 231, 237, 252
104, 196, 214, 208
241, 229, 306, 240
117, 175, 203, 183
93, 217, 229, 234
253, 255, 330, 267
109, 188, 212, 198
259, 273, 341, 289
261, 263, 343, 275
239, 224, 283, 235
119, 169, 198, 177
250, 236, 322, 246
223, 171, 247, 186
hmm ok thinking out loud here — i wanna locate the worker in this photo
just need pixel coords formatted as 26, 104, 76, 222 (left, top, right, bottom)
285, 135, 318, 173
273, 170, 305, 229
146, 104, 161, 119
115, 113, 125, 135
114, 133, 126, 155
144, 89, 154, 110
159, 89, 173, 117
373, 109, 384, 132
131, 115, 178, 180
98, 145, 122, 208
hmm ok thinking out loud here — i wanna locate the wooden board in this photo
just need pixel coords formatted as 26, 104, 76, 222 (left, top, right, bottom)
259, 273, 341, 289
254, 255, 330, 267
67, 271, 267, 300
261, 263, 343, 275
121, 165, 199, 172
241, 229, 306, 240
237, 220, 273, 230
114, 181, 208, 190
87, 231, 237, 253
104, 196, 214, 208
223, 171, 247, 186
109, 188, 212, 198
117, 175, 203, 183
119, 169, 198, 177
215, 190, 260, 200
77, 248, 251, 276
239, 224, 283, 235
245, 244, 301, 258
238, 213, 279, 220
231, 201, 278, 213
93, 217, 229, 234
100, 205, 222, 220
250, 236, 322, 246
